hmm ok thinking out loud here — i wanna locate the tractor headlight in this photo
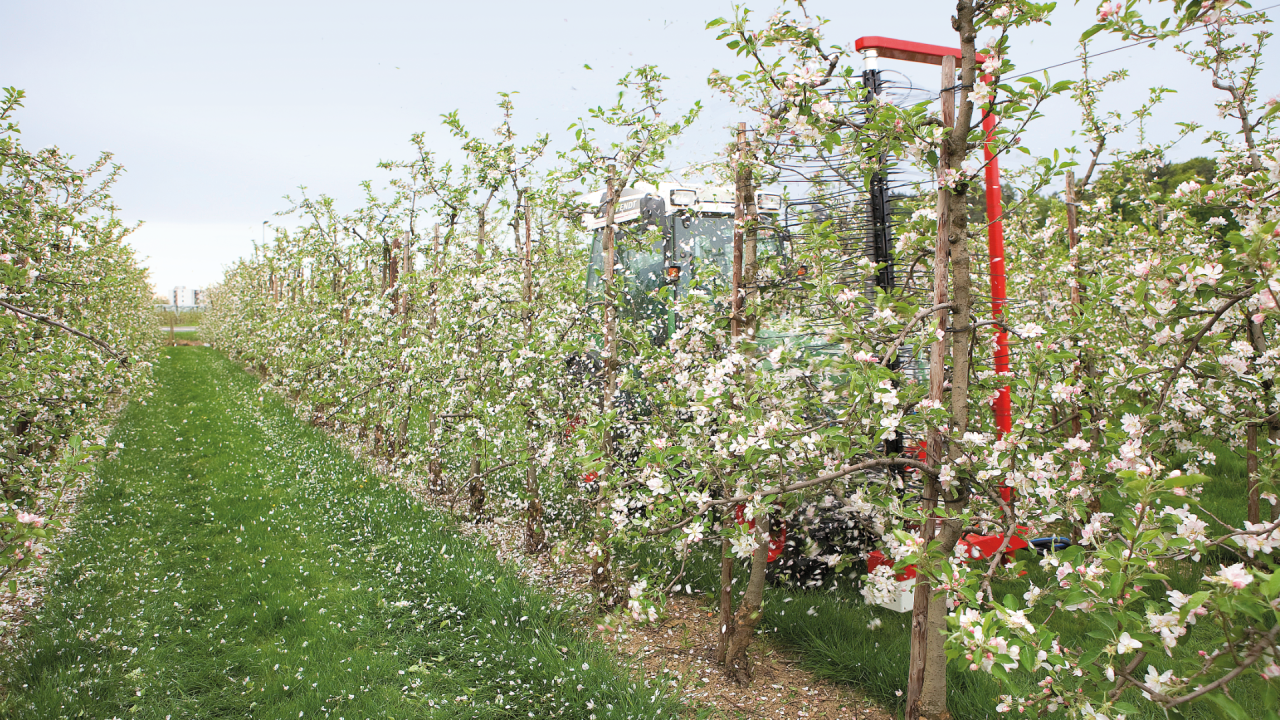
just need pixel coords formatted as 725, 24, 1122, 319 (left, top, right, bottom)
670, 189, 697, 207
757, 193, 782, 211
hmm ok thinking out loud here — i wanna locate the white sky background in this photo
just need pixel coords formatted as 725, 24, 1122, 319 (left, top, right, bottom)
3, 0, 1269, 294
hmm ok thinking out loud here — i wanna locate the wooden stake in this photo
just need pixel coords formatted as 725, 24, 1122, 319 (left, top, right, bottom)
907, 54, 953, 720
1065, 171, 1080, 309
719, 123, 750, 664
1065, 172, 1084, 438
732, 122, 747, 339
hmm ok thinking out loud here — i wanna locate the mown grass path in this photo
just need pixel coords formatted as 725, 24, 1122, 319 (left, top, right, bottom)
3, 347, 679, 720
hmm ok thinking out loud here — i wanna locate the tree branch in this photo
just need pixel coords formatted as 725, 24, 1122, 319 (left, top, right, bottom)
1154, 290, 1255, 412
880, 302, 956, 369
645, 456, 936, 537
0, 299, 128, 364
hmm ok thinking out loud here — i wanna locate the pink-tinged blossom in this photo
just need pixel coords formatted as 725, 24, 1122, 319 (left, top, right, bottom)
1078, 513, 1113, 547
1146, 610, 1186, 651
1097, 1, 1122, 20
835, 287, 859, 305
1050, 381, 1082, 403
15, 511, 45, 527
1200, 0, 1236, 22
879, 413, 902, 440
972, 79, 994, 102
1014, 322, 1046, 339
730, 530, 760, 559
1063, 436, 1091, 452
1121, 413, 1143, 436
1178, 262, 1225, 290
1259, 288, 1278, 311
1233, 521, 1280, 557
1209, 562, 1253, 589
860, 565, 903, 606
938, 464, 957, 491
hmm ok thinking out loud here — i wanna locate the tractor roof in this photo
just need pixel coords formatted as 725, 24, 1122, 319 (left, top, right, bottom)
577, 183, 778, 230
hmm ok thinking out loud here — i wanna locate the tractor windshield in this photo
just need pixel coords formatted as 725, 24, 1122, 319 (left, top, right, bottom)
674, 215, 733, 287
586, 225, 670, 343
674, 215, 782, 289
585, 213, 783, 345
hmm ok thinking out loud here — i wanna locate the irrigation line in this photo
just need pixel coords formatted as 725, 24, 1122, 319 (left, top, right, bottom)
1004, 3, 1279, 81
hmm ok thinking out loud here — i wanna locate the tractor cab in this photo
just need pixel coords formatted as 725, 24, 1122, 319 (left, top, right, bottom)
579, 183, 784, 345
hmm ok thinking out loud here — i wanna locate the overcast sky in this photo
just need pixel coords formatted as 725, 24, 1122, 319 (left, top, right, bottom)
3, 0, 1264, 294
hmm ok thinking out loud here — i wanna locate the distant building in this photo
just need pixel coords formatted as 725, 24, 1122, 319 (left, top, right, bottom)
171, 286, 207, 307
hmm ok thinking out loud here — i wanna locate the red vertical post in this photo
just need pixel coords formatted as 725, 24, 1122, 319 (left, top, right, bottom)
854, 36, 1012, 439
981, 104, 1012, 438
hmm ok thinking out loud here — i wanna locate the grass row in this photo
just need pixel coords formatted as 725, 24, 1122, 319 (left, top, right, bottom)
1, 346, 683, 720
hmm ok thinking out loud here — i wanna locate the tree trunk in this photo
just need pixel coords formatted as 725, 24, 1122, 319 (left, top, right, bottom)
521, 203, 546, 555
909, 54, 955, 720
400, 231, 413, 320
920, 520, 963, 720
395, 403, 410, 459
1065, 171, 1083, 438
724, 516, 770, 685
429, 456, 444, 494
524, 463, 545, 553
1248, 423, 1260, 525
1272, 424, 1279, 523
468, 453, 485, 520
590, 169, 622, 608
718, 128, 762, 667
909, 3, 981, 708
1245, 314, 1271, 525
426, 225, 443, 494
716, 533, 735, 664
589, 545, 616, 607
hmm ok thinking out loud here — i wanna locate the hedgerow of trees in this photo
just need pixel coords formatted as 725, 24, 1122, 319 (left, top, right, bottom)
1, 87, 157, 591
198, 1, 1280, 718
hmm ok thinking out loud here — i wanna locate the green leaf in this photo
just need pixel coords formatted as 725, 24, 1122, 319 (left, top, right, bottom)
1164, 473, 1211, 489
1263, 571, 1280, 598
583, 64, 592, 70
1183, 591, 1211, 614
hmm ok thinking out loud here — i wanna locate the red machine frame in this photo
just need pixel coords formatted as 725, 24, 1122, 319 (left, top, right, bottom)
854, 36, 1013, 439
